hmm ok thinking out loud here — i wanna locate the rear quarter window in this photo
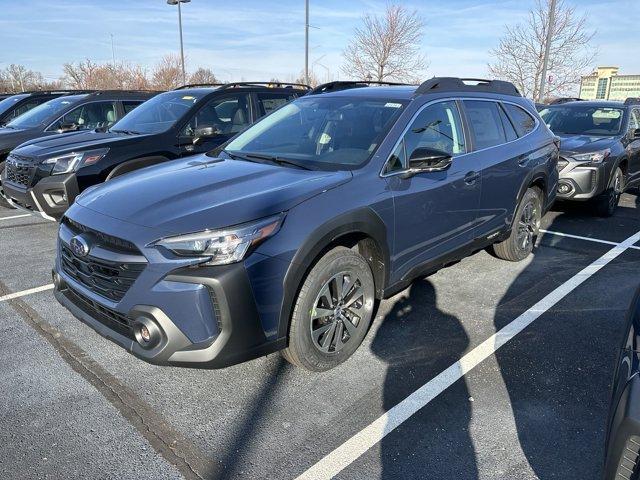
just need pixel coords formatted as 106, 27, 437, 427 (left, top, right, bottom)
503, 103, 536, 137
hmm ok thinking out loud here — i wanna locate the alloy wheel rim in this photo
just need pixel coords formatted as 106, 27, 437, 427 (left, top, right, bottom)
516, 200, 539, 251
611, 171, 623, 209
310, 271, 366, 354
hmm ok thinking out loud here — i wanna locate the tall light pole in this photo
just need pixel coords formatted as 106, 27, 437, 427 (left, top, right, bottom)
305, 0, 309, 85
538, 0, 556, 102
110, 33, 116, 66
167, 0, 190, 85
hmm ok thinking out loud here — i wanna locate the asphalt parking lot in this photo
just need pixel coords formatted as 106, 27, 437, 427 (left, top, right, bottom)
1, 193, 639, 480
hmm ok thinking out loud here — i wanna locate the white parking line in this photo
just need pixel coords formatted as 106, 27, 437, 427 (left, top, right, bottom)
297, 228, 640, 480
0, 284, 54, 303
0, 213, 32, 221
540, 229, 640, 251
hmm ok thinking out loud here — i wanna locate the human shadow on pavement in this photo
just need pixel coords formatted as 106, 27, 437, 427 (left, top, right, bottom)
370, 279, 478, 479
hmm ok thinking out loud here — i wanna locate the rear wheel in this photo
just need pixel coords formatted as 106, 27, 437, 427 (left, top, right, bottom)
492, 188, 542, 262
595, 167, 624, 217
282, 247, 375, 371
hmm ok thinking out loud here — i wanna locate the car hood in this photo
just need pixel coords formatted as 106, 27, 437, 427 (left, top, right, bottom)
77, 156, 352, 235
13, 130, 142, 160
557, 134, 617, 154
0, 127, 39, 154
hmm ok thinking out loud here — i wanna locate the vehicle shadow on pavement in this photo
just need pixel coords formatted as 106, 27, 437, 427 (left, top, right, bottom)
370, 280, 478, 479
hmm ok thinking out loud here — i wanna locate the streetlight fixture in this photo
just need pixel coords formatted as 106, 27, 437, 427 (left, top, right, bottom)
167, 0, 190, 85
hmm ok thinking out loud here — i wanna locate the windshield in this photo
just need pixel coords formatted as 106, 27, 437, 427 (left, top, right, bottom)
6, 95, 84, 129
110, 90, 207, 134
224, 96, 407, 169
539, 105, 625, 136
0, 94, 28, 116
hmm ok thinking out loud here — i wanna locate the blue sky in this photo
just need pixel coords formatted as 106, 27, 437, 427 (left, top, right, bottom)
0, 0, 638, 83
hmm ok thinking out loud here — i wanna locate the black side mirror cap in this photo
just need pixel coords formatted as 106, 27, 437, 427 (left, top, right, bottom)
58, 122, 79, 133
402, 147, 452, 178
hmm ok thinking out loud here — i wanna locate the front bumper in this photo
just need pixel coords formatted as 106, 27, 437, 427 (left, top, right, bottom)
556, 160, 608, 201
1, 171, 78, 220
53, 215, 284, 368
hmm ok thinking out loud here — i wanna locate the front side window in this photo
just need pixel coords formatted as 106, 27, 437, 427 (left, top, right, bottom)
503, 103, 536, 136
182, 93, 251, 137
464, 100, 509, 150
110, 90, 208, 135
224, 96, 407, 170
539, 105, 624, 136
49, 101, 117, 131
404, 100, 466, 159
629, 109, 640, 133
6, 95, 87, 129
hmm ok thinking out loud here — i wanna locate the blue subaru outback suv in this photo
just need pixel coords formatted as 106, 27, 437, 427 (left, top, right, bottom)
53, 78, 559, 371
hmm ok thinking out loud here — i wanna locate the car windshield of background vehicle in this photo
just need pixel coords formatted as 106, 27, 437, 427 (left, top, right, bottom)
0, 94, 28, 116
539, 105, 625, 136
109, 91, 208, 135
224, 96, 408, 170
5, 95, 86, 129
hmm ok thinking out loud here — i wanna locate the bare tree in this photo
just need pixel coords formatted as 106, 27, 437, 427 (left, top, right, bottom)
151, 54, 183, 90
488, 0, 595, 101
341, 5, 426, 83
294, 69, 320, 87
0, 64, 53, 92
188, 67, 219, 86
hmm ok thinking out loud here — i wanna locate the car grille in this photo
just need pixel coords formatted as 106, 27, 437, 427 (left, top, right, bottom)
65, 285, 135, 340
557, 157, 569, 172
62, 216, 139, 253
614, 435, 640, 479
61, 243, 146, 302
5, 154, 36, 187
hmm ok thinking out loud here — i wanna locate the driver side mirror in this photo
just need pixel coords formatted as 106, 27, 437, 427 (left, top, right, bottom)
402, 147, 453, 178
58, 122, 79, 133
193, 126, 220, 146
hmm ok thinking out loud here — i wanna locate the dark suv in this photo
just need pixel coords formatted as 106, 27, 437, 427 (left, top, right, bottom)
2, 82, 308, 220
0, 90, 87, 127
0, 90, 156, 212
53, 78, 558, 371
539, 99, 640, 216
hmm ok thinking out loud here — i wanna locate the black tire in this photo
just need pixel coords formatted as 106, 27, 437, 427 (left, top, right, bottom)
491, 188, 542, 262
282, 246, 375, 371
595, 167, 624, 217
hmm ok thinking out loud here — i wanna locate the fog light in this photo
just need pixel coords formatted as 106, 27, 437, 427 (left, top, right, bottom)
133, 317, 162, 349
558, 182, 572, 195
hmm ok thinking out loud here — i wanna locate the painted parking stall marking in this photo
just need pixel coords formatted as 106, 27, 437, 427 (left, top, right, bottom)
0, 284, 54, 303
541, 228, 640, 251
297, 228, 640, 480
0, 213, 32, 221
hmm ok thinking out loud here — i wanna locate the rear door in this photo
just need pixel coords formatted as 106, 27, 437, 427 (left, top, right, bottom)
625, 108, 640, 185
385, 99, 481, 283
463, 100, 535, 239
178, 92, 252, 155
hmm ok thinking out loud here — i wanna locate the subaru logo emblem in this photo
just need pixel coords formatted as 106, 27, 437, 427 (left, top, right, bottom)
70, 235, 91, 257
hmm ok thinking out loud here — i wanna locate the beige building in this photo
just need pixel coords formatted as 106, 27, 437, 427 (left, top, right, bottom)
580, 67, 640, 101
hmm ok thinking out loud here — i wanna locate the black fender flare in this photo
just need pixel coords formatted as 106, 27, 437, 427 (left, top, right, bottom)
610, 156, 629, 189
276, 207, 390, 339
106, 155, 170, 181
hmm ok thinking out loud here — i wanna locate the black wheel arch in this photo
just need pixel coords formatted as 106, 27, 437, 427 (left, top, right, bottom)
276, 207, 390, 339
106, 155, 170, 181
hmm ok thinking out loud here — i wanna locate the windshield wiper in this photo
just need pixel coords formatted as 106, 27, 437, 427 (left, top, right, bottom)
109, 129, 141, 135
244, 153, 312, 170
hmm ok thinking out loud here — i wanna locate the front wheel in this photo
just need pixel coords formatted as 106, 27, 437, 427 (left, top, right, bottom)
595, 167, 624, 217
0, 160, 16, 210
282, 247, 375, 371
491, 188, 542, 262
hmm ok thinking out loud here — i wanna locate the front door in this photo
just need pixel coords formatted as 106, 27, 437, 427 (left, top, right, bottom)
178, 93, 252, 155
385, 100, 481, 284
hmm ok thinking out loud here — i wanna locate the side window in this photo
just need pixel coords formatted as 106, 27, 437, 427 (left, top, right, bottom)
463, 100, 507, 150
50, 102, 118, 131
385, 139, 406, 174
123, 101, 144, 115
182, 93, 251, 137
498, 104, 518, 142
403, 100, 466, 159
256, 92, 297, 116
503, 103, 536, 137
628, 109, 640, 132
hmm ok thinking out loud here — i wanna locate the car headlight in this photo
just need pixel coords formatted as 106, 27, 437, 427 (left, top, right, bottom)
153, 214, 284, 265
571, 148, 611, 165
43, 148, 109, 175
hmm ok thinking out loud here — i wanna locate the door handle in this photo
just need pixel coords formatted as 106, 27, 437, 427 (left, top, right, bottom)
464, 171, 480, 184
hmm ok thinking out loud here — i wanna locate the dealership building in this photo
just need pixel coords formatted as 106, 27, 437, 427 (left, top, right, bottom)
579, 66, 640, 101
